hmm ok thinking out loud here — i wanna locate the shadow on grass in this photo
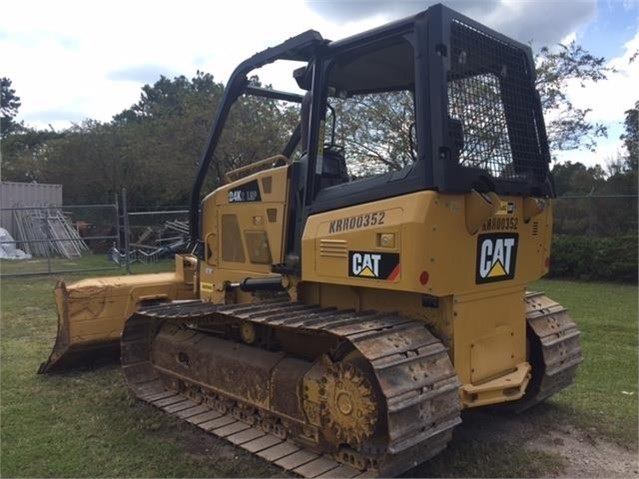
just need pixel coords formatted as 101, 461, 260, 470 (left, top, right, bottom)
405, 405, 567, 478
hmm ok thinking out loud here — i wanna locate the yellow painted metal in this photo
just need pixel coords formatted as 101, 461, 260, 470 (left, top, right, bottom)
223, 154, 290, 184
299, 190, 552, 407
451, 286, 527, 387
301, 191, 551, 294
302, 356, 379, 446
39, 254, 197, 373
460, 362, 531, 407
464, 190, 500, 235
523, 197, 547, 222
199, 163, 290, 303
42, 152, 559, 413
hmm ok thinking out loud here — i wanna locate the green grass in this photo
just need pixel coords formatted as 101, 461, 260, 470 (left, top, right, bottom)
0, 258, 281, 478
530, 279, 638, 446
0, 254, 172, 276
411, 278, 638, 477
1, 266, 637, 477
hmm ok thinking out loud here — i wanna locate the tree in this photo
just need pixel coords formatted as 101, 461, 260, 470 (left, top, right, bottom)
0, 78, 61, 183
1, 77, 23, 138
329, 91, 415, 178
113, 71, 224, 125
42, 121, 123, 203
207, 76, 299, 188
551, 159, 636, 237
535, 42, 612, 155
551, 161, 606, 196
6, 39, 614, 207
620, 101, 638, 171
0, 78, 61, 185
26, 73, 299, 208
0, 128, 61, 182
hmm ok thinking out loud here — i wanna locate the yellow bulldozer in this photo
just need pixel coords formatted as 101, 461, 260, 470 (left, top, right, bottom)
40, 4, 582, 477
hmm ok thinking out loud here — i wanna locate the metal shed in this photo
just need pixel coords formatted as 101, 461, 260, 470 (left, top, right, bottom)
0, 181, 63, 237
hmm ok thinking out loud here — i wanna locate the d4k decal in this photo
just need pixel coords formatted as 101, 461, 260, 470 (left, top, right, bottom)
228, 180, 261, 203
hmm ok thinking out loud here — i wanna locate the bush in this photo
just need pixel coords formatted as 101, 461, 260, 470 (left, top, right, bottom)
549, 235, 638, 283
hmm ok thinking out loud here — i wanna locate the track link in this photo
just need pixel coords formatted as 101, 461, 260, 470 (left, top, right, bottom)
121, 299, 461, 477
515, 291, 583, 411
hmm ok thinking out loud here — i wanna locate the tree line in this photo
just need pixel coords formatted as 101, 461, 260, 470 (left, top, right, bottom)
1, 73, 298, 208
1, 42, 637, 215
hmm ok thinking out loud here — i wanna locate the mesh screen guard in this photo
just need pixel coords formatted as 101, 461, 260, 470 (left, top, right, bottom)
447, 19, 547, 183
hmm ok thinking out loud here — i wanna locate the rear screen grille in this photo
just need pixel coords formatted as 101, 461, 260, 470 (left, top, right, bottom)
448, 73, 513, 176
448, 20, 547, 183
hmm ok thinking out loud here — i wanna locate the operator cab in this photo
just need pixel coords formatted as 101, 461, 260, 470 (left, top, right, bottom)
294, 11, 551, 217
189, 4, 552, 247
297, 91, 350, 189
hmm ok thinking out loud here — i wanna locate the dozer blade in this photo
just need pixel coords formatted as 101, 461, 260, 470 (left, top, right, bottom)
39, 257, 197, 374
38, 281, 124, 374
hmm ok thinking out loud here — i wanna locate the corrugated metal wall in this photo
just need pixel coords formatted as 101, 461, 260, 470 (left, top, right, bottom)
0, 181, 63, 237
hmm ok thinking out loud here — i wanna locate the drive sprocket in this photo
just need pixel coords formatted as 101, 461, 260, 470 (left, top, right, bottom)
320, 361, 378, 444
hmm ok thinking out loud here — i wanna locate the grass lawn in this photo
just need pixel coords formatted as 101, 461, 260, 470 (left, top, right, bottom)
0, 255, 123, 276
531, 279, 638, 446
0, 257, 637, 477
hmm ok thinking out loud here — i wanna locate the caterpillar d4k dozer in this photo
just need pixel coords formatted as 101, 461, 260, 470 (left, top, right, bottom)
40, 4, 582, 477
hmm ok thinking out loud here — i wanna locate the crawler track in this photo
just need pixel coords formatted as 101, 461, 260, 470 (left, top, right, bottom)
516, 292, 583, 411
121, 299, 461, 477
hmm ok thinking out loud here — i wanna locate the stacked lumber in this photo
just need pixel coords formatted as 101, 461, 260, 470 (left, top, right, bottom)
12, 207, 89, 258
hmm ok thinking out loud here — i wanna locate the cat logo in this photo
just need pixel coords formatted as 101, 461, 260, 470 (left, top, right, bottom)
349, 251, 400, 281
351, 253, 381, 277
476, 233, 518, 284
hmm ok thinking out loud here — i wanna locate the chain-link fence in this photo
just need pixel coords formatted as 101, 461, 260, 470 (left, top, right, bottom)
2, 192, 636, 278
0, 189, 191, 277
0, 203, 122, 277
116, 205, 190, 273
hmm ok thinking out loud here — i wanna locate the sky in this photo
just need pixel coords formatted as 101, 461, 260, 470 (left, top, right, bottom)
1, 0, 637, 169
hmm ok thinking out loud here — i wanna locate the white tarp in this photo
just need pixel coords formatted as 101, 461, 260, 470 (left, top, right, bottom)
0, 227, 31, 260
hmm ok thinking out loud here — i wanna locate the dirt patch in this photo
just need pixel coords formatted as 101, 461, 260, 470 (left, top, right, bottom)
457, 407, 639, 478
139, 399, 637, 478
528, 425, 639, 478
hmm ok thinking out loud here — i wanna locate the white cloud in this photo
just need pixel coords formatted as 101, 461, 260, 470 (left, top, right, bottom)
1, 0, 631, 170
1, 0, 391, 130
568, 32, 639, 123
560, 31, 578, 46
555, 132, 625, 167
555, 31, 639, 168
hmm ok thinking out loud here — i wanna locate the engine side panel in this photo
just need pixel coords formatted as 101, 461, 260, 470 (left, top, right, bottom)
300, 190, 554, 406
301, 190, 552, 295
199, 164, 290, 302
